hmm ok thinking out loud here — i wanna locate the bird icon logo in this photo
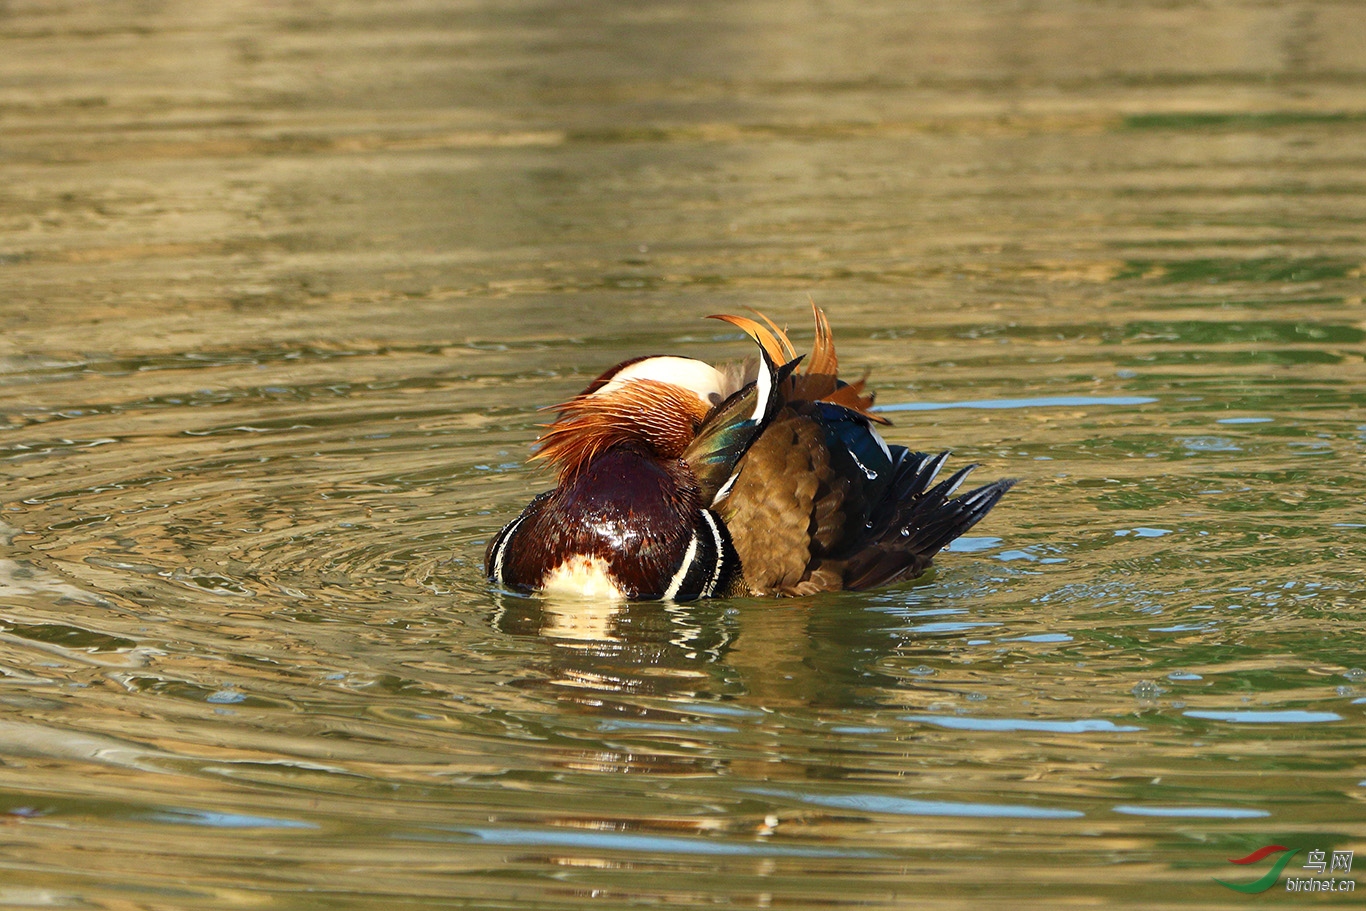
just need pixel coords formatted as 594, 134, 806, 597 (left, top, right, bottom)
1213, 845, 1300, 893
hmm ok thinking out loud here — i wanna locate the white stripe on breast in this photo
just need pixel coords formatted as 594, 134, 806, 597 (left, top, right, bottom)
699, 509, 727, 597
661, 529, 700, 601
490, 513, 528, 585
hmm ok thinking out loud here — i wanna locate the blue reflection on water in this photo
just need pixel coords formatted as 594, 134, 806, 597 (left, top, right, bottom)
1183, 710, 1342, 723
1001, 633, 1073, 643
746, 787, 1083, 820
1178, 436, 1241, 452
902, 715, 1143, 733
421, 827, 880, 857
945, 535, 1002, 553
597, 719, 739, 733
902, 621, 1000, 633
874, 395, 1157, 413
1113, 805, 1269, 819
142, 808, 317, 829
673, 702, 767, 719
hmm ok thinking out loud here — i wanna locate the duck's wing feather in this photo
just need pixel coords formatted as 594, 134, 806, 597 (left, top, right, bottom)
682, 347, 800, 506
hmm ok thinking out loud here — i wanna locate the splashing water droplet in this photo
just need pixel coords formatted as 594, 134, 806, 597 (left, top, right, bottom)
1131, 680, 1164, 699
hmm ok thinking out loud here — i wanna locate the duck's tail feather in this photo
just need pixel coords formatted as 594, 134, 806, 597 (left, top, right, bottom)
842, 449, 1015, 591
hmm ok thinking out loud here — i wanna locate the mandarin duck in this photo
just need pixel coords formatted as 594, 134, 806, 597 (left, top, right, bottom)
486, 306, 1014, 600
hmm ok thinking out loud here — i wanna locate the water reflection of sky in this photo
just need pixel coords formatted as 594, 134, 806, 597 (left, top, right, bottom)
875, 395, 1158, 413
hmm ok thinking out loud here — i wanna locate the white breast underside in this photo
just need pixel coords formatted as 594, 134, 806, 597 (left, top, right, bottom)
540, 555, 627, 600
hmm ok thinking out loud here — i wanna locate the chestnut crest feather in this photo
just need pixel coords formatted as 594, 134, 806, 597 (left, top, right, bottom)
533, 378, 710, 482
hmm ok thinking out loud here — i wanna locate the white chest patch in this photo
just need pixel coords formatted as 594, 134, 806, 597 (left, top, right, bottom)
540, 555, 627, 600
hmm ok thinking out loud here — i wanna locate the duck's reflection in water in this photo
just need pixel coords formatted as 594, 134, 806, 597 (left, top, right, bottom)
491, 594, 743, 776
488, 593, 954, 788
493, 594, 738, 697
491, 589, 959, 711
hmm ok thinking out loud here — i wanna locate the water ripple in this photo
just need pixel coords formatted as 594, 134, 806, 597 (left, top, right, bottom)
1182, 710, 1343, 724
746, 787, 1084, 820
140, 808, 318, 830
418, 826, 880, 858
875, 395, 1157, 413
902, 715, 1144, 734
1112, 805, 1269, 819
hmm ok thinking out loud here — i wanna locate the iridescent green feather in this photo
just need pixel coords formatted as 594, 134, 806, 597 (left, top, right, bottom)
683, 350, 800, 505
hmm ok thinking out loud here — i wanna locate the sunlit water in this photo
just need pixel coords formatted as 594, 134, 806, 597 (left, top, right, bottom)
1, 2, 1364, 908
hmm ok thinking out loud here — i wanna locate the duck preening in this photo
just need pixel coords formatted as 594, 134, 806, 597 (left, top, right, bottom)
486, 306, 1014, 600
